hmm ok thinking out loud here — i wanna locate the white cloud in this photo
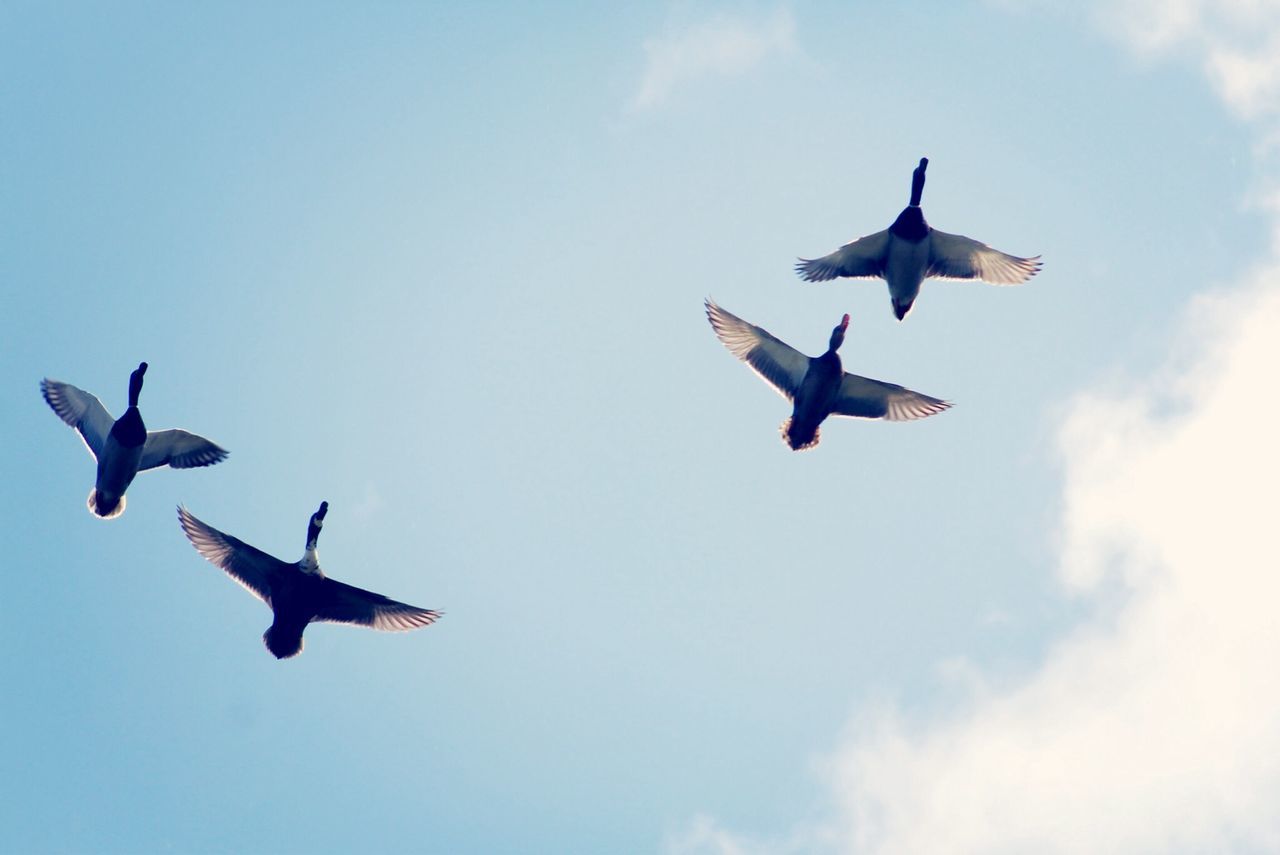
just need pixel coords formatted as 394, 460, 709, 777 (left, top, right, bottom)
632, 8, 796, 111
822, 272, 1280, 854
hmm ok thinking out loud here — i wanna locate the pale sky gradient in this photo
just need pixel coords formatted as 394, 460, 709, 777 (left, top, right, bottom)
3, 2, 1275, 854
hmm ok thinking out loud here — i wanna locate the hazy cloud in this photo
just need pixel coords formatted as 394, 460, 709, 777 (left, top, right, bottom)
1100, 0, 1280, 119
632, 8, 796, 111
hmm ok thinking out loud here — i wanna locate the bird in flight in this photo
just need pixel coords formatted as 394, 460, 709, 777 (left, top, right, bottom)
706, 299, 950, 450
795, 157, 1041, 320
178, 502, 441, 659
42, 362, 228, 518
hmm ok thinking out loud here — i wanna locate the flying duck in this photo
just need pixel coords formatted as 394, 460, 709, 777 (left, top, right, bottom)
178, 503, 441, 659
795, 158, 1042, 320
41, 362, 228, 518
706, 299, 950, 450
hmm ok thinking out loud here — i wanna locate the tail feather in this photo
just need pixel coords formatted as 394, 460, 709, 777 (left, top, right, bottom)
263, 625, 305, 659
87, 488, 126, 519
780, 417, 820, 452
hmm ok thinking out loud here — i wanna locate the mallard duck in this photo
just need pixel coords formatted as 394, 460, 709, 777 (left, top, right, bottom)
706, 299, 950, 450
796, 158, 1041, 320
178, 503, 441, 659
42, 362, 228, 518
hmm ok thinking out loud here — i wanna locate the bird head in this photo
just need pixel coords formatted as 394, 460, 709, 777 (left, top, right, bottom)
306, 501, 329, 548
829, 313, 850, 352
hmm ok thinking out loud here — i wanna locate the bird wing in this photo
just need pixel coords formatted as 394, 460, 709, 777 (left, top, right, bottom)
926, 229, 1042, 285
41, 379, 114, 460
795, 229, 889, 282
705, 299, 810, 401
140, 430, 229, 471
177, 505, 285, 606
313, 578, 441, 632
833, 373, 952, 421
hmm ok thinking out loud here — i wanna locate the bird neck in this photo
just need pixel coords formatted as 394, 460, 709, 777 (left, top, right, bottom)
300, 541, 321, 575
909, 159, 927, 206
128, 369, 145, 407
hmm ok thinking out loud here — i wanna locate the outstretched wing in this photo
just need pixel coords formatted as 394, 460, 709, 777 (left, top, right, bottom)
140, 430, 229, 471
795, 230, 889, 282
177, 505, 285, 606
41, 379, 114, 460
926, 229, 1041, 285
313, 578, 441, 632
705, 299, 810, 401
833, 374, 952, 421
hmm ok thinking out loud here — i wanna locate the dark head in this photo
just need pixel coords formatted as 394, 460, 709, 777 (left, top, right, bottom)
307, 501, 329, 546
909, 157, 928, 207
828, 313, 850, 353
128, 362, 148, 408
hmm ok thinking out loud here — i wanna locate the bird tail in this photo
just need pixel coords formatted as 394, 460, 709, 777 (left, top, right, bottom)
780, 418, 820, 451
87, 488, 126, 519
263, 625, 305, 659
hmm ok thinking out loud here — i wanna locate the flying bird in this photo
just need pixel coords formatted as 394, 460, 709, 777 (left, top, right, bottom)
42, 362, 228, 518
795, 157, 1042, 320
178, 503, 441, 659
705, 299, 950, 450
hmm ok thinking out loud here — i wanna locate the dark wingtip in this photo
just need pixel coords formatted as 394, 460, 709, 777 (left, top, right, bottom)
919, 157, 928, 170
137, 362, 148, 374
317, 500, 329, 518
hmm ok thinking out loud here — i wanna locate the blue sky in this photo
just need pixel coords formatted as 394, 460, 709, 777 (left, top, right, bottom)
4, 2, 1280, 853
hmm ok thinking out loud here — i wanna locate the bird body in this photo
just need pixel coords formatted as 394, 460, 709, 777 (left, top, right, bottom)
705, 299, 950, 450
796, 158, 1042, 320
178, 502, 441, 659
42, 362, 228, 518
881, 231, 932, 321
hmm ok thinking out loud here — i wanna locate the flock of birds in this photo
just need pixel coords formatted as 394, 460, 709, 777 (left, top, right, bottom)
40, 362, 440, 659
706, 157, 1041, 449
41, 157, 1036, 659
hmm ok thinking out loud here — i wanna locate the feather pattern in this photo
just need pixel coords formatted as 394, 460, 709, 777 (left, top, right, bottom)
795, 230, 889, 282
314, 579, 442, 632
178, 506, 279, 605
833, 375, 952, 421
926, 229, 1042, 285
141, 430, 229, 471
705, 299, 809, 400
40, 379, 113, 460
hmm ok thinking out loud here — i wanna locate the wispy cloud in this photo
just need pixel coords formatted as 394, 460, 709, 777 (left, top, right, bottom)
632, 7, 796, 111
1100, 0, 1280, 120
